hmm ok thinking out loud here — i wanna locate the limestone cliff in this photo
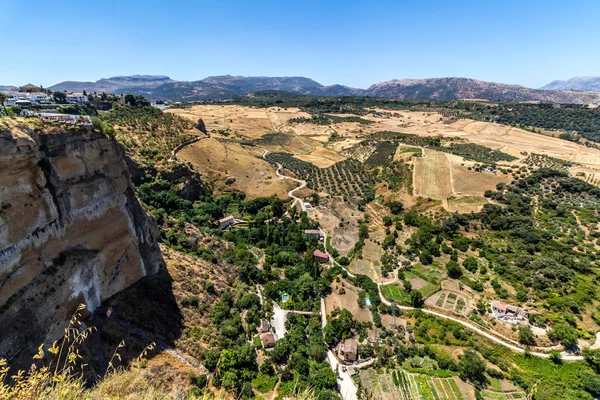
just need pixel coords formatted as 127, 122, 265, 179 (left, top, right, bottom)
0, 121, 163, 364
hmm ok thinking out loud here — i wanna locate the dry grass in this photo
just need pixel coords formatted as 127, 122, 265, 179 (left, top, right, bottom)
446, 196, 489, 214
451, 163, 511, 195
177, 138, 294, 199
167, 105, 274, 139
326, 279, 373, 323
413, 149, 453, 200
0, 305, 171, 400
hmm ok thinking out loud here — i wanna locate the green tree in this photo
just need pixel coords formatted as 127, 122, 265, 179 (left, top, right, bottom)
582, 374, 600, 396
549, 350, 562, 364
518, 326, 535, 346
358, 290, 367, 308
0, 92, 7, 114
410, 290, 423, 308
387, 201, 404, 215
458, 349, 487, 387
446, 261, 463, 279
53, 91, 67, 104
359, 223, 369, 240
203, 349, 221, 372
310, 366, 337, 390
548, 323, 578, 348
583, 348, 600, 372
463, 257, 478, 273
124, 94, 137, 106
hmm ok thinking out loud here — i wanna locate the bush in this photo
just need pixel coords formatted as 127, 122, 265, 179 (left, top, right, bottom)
446, 261, 463, 279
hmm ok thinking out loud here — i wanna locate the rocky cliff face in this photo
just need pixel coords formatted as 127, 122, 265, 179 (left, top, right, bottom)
0, 121, 163, 364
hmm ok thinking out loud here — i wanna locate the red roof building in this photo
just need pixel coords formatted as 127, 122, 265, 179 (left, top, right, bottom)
313, 249, 329, 263
260, 332, 276, 349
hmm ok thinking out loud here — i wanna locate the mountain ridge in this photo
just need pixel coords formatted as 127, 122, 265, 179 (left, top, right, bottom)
48, 75, 175, 93
42, 75, 600, 104
541, 76, 600, 92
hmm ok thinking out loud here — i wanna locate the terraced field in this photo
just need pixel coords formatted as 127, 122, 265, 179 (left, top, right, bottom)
359, 368, 465, 400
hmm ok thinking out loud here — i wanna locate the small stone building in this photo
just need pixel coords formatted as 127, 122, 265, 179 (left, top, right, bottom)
338, 338, 358, 362
260, 332, 276, 349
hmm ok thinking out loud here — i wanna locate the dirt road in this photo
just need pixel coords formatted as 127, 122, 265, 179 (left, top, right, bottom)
262, 149, 307, 211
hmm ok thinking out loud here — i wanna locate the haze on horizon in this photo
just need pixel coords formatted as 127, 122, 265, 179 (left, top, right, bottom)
2, 0, 599, 89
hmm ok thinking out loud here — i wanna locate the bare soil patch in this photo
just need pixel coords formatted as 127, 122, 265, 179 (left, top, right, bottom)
451, 163, 511, 195
409, 277, 430, 290
446, 196, 488, 214
312, 199, 362, 255
326, 279, 372, 323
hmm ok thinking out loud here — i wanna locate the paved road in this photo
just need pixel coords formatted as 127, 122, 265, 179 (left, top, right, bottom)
322, 298, 358, 400
271, 302, 287, 341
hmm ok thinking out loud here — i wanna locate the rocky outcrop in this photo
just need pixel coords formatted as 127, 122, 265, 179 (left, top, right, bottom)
194, 118, 207, 134
0, 122, 163, 365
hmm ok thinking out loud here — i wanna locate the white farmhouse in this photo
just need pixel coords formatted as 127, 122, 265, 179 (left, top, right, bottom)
66, 93, 89, 103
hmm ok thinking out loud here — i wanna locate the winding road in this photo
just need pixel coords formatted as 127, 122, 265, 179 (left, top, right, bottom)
261, 149, 586, 362
262, 148, 307, 212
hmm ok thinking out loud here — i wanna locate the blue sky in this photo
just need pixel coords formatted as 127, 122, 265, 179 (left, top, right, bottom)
2, 0, 599, 88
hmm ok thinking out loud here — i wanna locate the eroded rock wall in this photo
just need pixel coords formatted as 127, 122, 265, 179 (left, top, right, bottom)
0, 123, 163, 363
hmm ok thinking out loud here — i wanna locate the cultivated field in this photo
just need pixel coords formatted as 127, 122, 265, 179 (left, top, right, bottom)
169, 105, 600, 205
428, 291, 469, 315
348, 240, 384, 280
450, 163, 511, 195
446, 196, 489, 214
171, 105, 600, 171
413, 149, 453, 200
359, 368, 469, 400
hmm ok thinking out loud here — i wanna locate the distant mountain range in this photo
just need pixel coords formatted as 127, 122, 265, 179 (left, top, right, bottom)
541, 76, 600, 92
48, 75, 174, 94
4, 75, 599, 104
364, 78, 600, 103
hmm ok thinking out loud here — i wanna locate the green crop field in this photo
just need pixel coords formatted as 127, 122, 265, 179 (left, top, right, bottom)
419, 283, 441, 298
381, 284, 411, 305
360, 368, 464, 400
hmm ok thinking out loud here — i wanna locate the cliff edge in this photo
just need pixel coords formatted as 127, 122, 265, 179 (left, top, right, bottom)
0, 120, 163, 364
